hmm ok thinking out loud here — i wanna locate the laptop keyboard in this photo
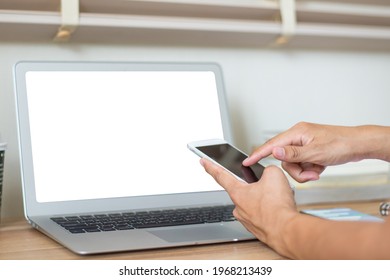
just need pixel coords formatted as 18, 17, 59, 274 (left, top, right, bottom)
50, 205, 236, 234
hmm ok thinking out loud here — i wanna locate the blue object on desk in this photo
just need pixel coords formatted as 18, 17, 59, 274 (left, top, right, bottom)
301, 208, 383, 222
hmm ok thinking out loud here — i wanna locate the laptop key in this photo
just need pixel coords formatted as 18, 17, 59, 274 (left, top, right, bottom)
68, 229, 86, 234
85, 228, 101, 233
101, 227, 116, 232
115, 226, 134, 230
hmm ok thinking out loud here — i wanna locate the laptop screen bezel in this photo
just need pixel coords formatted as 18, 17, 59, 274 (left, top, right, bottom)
14, 61, 234, 217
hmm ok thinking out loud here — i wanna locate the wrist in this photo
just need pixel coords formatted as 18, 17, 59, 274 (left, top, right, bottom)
267, 211, 301, 259
353, 125, 390, 161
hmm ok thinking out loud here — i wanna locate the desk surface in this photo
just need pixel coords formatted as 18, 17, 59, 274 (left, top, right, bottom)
0, 200, 384, 260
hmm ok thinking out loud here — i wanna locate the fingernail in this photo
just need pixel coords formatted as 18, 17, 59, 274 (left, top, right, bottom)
273, 147, 285, 159
199, 158, 205, 167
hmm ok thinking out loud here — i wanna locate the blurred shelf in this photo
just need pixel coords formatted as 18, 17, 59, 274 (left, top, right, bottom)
0, 0, 389, 50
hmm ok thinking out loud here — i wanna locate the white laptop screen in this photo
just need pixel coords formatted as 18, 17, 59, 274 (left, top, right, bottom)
24, 70, 226, 203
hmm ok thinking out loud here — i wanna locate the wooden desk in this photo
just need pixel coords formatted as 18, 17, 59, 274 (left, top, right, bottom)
0, 200, 384, 260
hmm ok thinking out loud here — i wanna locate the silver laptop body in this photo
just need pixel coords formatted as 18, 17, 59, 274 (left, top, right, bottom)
14, 61, 254, 255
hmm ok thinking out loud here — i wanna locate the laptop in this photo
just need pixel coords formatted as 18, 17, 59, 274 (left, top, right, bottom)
13, 61, 254, 255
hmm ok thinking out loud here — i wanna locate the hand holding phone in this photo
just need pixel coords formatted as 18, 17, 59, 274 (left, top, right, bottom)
187, 139, 265, 183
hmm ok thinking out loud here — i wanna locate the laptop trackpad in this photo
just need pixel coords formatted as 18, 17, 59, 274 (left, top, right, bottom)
149, 224, 243, 243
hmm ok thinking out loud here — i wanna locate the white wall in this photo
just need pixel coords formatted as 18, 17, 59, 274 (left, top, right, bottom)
1, 42, 390, 220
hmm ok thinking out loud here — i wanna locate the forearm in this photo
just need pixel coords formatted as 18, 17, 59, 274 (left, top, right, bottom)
277, 214, 390, 259
353, 125, 390, 162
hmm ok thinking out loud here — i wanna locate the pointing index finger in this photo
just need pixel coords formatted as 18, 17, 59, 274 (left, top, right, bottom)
243, 128, 303, 166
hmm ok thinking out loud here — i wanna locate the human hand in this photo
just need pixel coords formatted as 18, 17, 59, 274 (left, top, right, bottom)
200, 158, 298, 252
243, 122, 361, 183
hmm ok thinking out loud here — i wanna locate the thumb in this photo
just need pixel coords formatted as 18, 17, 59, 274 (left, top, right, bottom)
272, 146, 310, 163
260, 165, 294, 194
262, 165, 289, 185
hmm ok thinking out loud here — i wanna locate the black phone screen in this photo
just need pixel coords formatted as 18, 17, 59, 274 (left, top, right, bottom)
197, 143, 264, 183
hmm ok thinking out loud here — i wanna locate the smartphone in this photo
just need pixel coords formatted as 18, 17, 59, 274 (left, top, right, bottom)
187, 139, 265, 183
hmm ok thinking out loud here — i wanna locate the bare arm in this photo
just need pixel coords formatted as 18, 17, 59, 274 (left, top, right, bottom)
201, 158, 390, 259
283, 213, 390, 259
243, 122, 390, 183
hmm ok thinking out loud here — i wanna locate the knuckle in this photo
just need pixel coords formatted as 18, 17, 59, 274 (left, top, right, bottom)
290, 146, 300, 159
295, 121, 311, 131
232, 208, 241, 220
265, 165, 279, 173
214, 168, 225, 184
